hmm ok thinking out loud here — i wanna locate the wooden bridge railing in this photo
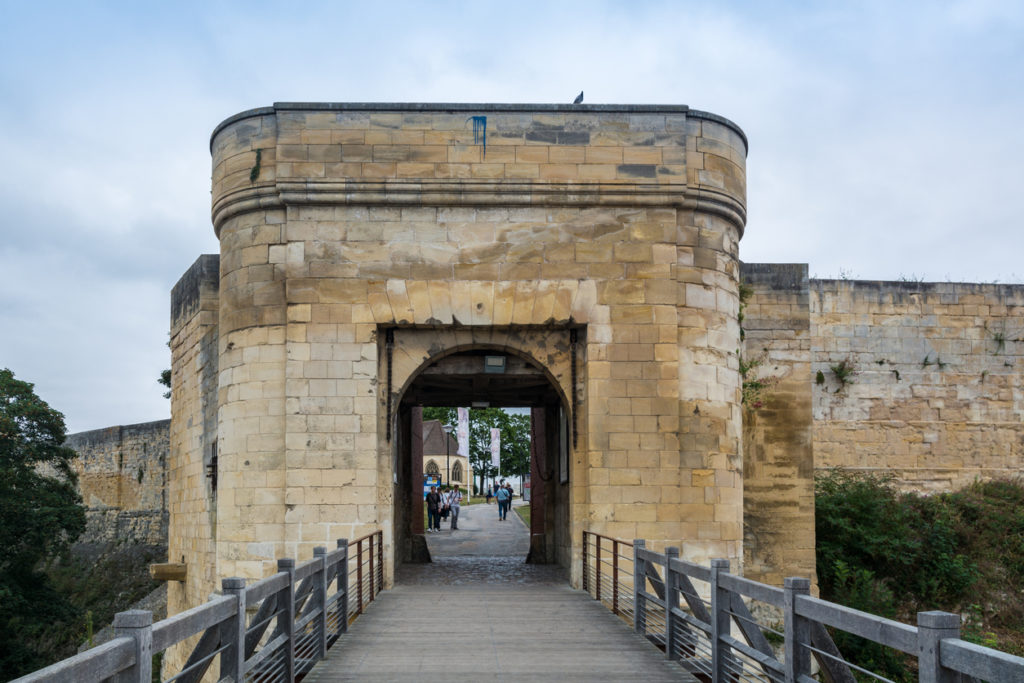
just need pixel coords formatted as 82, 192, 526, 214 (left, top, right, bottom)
582, 531, 1024, 682
14, 531, 384, 683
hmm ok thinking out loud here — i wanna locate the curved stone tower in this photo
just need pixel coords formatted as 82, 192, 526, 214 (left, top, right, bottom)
169, 102, 747, 619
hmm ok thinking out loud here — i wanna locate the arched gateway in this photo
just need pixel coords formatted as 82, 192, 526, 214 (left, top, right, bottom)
168, 102, 751, 623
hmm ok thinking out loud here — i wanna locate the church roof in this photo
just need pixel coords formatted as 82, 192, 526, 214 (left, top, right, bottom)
423, 419, 459, 458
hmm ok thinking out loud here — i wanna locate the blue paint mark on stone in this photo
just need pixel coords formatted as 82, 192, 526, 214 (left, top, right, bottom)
468, 116, 487, 158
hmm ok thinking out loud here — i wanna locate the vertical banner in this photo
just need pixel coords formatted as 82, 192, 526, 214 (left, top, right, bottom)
490, 427, 501, 474
457, 407, 469, 457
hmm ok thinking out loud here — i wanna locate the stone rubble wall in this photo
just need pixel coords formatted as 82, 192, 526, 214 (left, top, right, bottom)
66, 419, 170, 554
810, 279, 1024, 491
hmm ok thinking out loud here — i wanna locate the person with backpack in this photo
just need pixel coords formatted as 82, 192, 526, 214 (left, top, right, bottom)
495, 481, 510, 520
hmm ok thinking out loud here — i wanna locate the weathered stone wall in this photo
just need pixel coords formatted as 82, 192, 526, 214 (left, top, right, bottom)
740, 264, 815, 587
66, 420, 169, 554
167, 253, 220, 651
811, 280, 1024, 491
189, 102, 749, 598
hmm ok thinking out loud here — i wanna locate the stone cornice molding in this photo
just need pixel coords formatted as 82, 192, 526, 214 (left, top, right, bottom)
212, 179, 746, 237
210, 103, 748, 154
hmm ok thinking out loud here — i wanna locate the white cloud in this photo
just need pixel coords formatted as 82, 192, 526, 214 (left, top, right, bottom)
0, 1, 1021, 431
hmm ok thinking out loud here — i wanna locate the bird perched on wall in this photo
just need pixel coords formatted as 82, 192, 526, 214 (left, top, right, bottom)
573, 91, 583, 104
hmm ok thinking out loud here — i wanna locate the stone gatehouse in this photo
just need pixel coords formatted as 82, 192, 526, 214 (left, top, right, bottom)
164, 101, 1024, 621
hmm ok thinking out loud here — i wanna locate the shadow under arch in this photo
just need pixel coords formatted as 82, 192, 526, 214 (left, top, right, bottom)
386, 328, 579, 575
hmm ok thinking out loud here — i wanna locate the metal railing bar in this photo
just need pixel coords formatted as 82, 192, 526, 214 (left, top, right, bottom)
243, 633, 288, 673
670, 607, 710, 633
162, 642, 231, 683
721, 635, 784, 673
295, 607, 322, 631
801, 637, 891, 682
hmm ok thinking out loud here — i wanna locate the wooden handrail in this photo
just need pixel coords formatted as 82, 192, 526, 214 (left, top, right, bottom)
14, 533, 387, 683
583, 531, 1024, 682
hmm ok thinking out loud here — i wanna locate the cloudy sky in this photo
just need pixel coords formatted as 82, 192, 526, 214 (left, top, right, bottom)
1, 1, 1021, 433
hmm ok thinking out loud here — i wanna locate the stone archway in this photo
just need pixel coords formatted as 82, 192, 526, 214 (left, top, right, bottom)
386, 330, 577, 575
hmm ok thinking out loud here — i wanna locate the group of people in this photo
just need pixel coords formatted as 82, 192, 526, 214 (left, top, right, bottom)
425, 480, 518, 532
486, 481, 515, 521
425, 485, 462, 532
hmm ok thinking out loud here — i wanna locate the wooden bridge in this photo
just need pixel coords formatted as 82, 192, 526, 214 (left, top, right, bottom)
13, 503, 1024, 682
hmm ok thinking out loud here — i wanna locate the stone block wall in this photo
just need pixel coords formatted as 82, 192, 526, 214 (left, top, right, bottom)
167, 254, 220, 633
811, 280, 1024, 490
192, 102, 750, 596
740, 263, 815, 587
66, 420, 170, 554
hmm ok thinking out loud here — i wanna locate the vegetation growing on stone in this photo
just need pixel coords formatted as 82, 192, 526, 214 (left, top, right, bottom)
816, 471, 1024, 679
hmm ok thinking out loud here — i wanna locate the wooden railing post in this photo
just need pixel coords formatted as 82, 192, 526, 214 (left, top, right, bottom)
784, 576, 811, 683
633, 539, 646, 635
112, 610, 152, 683
918, 611, 960, 683
612, 539, 620, 616
338, 538, 349, 633
595, 536, 602, 605
664, 547, 679, 661
313, 547, 328, 661
710, 558, 730, 683
220, 577, 246, 682
278, 557, 296, 682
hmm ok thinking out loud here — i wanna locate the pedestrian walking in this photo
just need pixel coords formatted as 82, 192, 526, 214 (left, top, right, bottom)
495, 481, 510, 520
426, 486, 442, 532
440, 486, 451, 521
448, 486, 462, 530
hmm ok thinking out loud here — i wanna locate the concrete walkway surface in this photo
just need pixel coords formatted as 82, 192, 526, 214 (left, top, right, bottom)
304, 498, 694, 682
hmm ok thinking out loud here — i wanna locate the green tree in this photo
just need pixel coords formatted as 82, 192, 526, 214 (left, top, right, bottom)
421, 407, 531, 493
0, 368, 86, 678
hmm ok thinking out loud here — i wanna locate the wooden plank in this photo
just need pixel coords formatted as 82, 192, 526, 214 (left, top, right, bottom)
174, 625, 221, 683
675, 572, 712, 625
643, 558, 667, 601
809, 621, 857, 683
941, 638, 1024, 680
11, 637, 133, 682
668, 556, 711, 583
728, 592, 777, 662
246, 572, 289, 604
295, 556, 320, 581
244, 593, 280, 658
797, 594, 917, 654
149, 562, 187, 582
719, 572, 784, 607
151, 595, 234, 652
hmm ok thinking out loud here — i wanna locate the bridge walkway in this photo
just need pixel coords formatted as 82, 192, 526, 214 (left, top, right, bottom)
304, 500, 694, 682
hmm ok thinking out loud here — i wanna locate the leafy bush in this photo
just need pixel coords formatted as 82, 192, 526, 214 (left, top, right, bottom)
816, 470, 1024, 673
816, 470, 977, 608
